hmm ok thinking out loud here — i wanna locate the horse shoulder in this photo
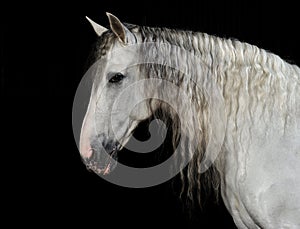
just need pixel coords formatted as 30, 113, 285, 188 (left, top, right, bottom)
237, 135, 300, 228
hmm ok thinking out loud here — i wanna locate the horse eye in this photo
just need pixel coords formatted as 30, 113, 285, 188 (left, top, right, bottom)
109, 73, 125, 83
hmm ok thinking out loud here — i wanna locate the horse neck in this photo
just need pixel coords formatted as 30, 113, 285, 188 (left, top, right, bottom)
160, 30, 299, 156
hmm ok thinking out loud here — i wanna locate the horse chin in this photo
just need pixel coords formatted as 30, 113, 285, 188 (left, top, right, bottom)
98, 136, 130, 175
99, 158, 118, 175
99, 149, 119, 175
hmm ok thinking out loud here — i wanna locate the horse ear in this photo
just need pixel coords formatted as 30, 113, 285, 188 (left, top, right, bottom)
106, 12, 135, 44
86, 16, 108, 36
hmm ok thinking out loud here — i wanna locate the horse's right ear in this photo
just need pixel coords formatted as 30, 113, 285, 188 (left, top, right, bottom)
106, 12, 135, 44
86, 16, 108, 36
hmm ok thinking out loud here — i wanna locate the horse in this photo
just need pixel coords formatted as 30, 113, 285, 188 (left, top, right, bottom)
75, 13, 300, 228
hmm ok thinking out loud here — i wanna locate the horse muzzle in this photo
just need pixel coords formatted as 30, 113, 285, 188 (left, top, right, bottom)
80, 135, 120, 175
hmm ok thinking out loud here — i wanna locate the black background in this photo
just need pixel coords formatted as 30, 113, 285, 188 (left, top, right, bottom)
2, 1, 299, 228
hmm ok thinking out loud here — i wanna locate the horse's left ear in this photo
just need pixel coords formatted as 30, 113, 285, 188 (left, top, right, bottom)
86, 16, 108, 36
106, 12, 135, 44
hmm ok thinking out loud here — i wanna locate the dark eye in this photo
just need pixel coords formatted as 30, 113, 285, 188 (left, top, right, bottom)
109, 73, 125, 83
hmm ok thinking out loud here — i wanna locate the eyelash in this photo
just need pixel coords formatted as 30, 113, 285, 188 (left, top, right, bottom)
108, 73, 126, 83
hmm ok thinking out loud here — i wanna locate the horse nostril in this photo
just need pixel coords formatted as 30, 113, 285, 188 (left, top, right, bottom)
87, 148, 93, 159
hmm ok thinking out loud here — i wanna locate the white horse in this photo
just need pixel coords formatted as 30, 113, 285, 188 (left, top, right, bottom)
78, 13, 300, 228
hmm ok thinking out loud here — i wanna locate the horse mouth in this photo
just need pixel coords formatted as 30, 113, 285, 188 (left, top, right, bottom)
84, 144, 120, 176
